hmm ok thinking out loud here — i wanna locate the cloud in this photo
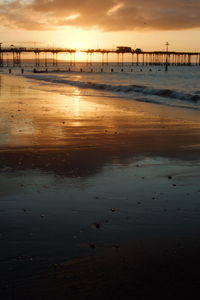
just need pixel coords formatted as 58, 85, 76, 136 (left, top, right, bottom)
0, 0, 200, 31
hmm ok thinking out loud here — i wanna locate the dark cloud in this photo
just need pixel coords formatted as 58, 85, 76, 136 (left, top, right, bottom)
0, 0, 200, 31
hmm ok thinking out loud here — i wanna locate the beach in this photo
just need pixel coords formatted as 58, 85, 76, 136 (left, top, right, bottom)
1, 69, 200, 299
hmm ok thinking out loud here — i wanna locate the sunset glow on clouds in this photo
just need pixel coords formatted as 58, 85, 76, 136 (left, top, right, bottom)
0, 0, 200, 51
1, 0, 200, 31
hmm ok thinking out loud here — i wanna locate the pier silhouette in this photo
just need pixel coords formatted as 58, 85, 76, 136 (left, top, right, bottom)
0, 45, 200, 68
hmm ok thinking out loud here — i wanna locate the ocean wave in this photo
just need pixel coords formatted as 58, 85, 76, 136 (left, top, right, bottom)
24, 74, 200, 104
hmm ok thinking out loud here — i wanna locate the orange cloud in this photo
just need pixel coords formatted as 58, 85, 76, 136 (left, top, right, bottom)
0, 0, 200, 31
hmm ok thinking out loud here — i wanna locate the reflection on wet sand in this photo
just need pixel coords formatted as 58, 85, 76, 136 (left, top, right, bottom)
0, 75, 200, 177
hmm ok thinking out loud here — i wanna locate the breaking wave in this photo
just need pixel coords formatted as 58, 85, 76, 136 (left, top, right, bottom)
24, 74, 200, 108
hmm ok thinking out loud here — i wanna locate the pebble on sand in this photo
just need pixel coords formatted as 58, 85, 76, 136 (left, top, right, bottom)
110, 208, 116, 212
113, 244, 120, 249
95, 223, 101, 229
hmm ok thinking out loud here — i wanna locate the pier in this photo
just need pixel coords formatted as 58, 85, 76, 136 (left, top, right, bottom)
0, 45, 200, 68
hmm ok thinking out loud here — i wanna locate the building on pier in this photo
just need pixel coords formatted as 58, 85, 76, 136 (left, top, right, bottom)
116, 46, 132, 53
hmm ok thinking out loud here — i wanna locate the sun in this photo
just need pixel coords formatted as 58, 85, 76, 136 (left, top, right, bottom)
73, 50, 86, 62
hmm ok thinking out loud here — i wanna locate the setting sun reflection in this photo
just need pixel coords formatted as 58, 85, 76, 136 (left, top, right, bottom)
70, 88, 97, 117
73, 97, 81, 117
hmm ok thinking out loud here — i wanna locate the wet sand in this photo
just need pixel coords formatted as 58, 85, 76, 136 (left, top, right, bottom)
12, 239, 200, 299
0, 74, 200, 299
1, 74, 200, 172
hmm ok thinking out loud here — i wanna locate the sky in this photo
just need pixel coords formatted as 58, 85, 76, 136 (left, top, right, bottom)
0, 0, 200, 51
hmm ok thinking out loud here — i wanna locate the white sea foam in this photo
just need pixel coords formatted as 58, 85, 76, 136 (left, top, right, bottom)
25, 73, 200, 101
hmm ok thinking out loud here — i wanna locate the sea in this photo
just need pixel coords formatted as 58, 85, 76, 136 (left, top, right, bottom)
1, 61, 200, 111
